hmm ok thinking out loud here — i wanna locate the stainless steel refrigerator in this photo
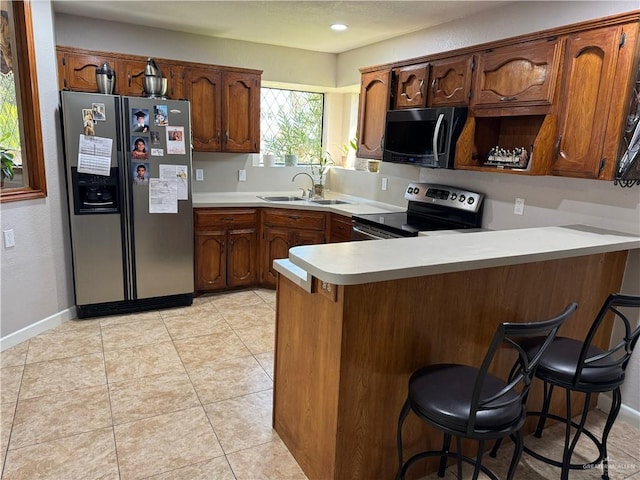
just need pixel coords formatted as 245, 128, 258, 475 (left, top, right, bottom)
60, 91, 193, 318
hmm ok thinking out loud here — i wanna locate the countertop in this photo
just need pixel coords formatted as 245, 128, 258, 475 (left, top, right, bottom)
192, 191, 406, 216
276, 225, 640, 287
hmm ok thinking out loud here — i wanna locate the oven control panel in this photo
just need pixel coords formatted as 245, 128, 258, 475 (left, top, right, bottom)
404, 183, 484, 213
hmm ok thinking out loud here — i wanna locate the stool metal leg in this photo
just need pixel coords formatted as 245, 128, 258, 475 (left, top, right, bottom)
472, 439, 485, 480
506, 429, 524, 480
396, 399, 411, 480
437, 434, 452, 477
535, 381, 555, 437
600, 387, 622, 480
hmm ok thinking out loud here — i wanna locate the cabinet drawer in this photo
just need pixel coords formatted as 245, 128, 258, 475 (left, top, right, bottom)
195, 209, 258, 230
263, 209, 326, 230
330, 214, 352, 242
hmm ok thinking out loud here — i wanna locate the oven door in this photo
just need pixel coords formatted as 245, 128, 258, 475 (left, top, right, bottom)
351, 222, 403, 240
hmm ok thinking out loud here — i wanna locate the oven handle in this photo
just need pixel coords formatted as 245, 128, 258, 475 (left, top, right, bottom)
352, 225, 388, 240
432, 113, 444, 166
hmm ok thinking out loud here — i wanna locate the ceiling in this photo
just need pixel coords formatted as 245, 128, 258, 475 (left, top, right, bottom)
52, 1, 512, 54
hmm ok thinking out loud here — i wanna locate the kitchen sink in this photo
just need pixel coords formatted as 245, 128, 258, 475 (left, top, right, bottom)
310, 199, 351, 205
258, 195, 305, 202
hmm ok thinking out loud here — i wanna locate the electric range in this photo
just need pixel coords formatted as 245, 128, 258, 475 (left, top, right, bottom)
351, 183, 484, 240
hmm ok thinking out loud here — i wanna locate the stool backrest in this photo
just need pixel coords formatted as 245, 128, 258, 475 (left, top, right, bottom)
467, 303, 578, 435
574, 293, 640, 387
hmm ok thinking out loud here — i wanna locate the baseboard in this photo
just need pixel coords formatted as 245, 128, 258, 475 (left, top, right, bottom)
597, 392, 640, 427
0, 307, 77, 352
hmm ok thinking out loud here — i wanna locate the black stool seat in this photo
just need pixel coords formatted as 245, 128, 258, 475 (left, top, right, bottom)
409, 364, 522, 433
396, 303, 577, 480
531, 337, 625, 388
490, 293, 640, 480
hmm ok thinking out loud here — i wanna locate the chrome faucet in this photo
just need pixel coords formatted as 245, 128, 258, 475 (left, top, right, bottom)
292, 172, 314, 198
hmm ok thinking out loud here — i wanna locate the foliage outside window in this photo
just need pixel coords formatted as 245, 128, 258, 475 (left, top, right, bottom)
0, 0, 46, 202
260, 87, 324, 164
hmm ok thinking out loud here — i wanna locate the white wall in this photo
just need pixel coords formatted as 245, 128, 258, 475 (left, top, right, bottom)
0, 1, 75, 343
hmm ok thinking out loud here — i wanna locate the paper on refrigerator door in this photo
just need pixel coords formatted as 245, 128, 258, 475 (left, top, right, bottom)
77, 134, 113, 176
149, 178, 178, 213
159, 164, 189, 200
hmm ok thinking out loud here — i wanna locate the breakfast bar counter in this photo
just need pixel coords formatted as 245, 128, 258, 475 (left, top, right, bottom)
271, 226, 639, 480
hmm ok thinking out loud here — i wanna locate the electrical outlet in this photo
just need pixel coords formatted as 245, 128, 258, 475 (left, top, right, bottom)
381, 177, 388, 191
3, 229, 15, 248
195, 169, 204, 181
514, 198, 525, 215
238, 169, 247, 182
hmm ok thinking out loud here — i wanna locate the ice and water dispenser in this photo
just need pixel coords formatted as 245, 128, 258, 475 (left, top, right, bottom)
71, 167, 120, 215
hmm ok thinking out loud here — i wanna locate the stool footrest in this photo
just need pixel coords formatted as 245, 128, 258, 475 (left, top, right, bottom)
524, 411, 606, 470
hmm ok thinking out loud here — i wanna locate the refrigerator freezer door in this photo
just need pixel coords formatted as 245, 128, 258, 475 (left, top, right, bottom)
124, 97, 194, 299
60, 91, 126, 305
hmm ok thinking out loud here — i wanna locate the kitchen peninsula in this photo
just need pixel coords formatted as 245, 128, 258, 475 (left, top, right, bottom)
272, 226, 640, 480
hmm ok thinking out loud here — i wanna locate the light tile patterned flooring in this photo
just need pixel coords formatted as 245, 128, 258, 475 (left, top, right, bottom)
1, 288, 639, 479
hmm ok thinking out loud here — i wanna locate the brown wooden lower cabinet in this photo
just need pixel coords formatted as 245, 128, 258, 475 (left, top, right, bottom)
194, 209, 258, 292
329, 214, 352, 243
273, 251, 629, 480
261, 208, 327, 287
195, 207, 332, 291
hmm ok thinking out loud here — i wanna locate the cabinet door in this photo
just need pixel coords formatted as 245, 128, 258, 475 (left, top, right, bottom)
223, 72, 261, 153
195, 231, 226, 290
57, 51, 113, 92
119, 59, 148, 97
473, 38, 562, 107
553, 26, 622, 178
428, 55, 474, 106
329, 214, 352, 243
185, 67, 222, 152
394, 64, 428, 109
357, 69, 392, 159
262, 227, 290, 287
228, 229, 258, 287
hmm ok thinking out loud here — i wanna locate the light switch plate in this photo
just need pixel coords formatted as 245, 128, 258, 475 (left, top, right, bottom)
381, 177, 388, 191
195, 169, 204, 181
514, 198, 525, 215
239, 169, 247, 182
3, 229, 15, 248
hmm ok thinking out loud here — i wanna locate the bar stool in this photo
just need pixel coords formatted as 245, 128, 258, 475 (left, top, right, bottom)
490, 293, 640, 480
396, 303, 577, 480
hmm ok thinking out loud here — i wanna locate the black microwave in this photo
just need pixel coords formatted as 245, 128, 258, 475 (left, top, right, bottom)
382, 106, 467, 168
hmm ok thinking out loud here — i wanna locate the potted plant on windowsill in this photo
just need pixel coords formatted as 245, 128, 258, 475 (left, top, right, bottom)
310, 149, 334, 198
1, 133, 16, 188
265, 110, 306, 166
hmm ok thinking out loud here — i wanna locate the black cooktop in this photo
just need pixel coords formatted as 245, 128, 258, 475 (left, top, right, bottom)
353, 212, 467, 237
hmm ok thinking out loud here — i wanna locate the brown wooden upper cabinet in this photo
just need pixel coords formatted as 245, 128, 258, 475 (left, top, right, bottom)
57, 46, 262, 154
57, 50, 118, 92
184, 68, 260, 153
357, 69, 392, 159
553, 23, 638, 179
119, 58, 148, 97
428, 55, 474, 106
222, 71, 261, 153
185, 67, 223, 152
393, 63, 429, 109
473, 38, 563, 109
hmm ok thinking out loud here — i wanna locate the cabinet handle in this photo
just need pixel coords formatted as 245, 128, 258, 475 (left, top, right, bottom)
431, 78, 437, 95
217, 130, 221, 144
418, 79, 424, 97
499, 96, 517, 102
225, 131, 229, 143
288, 215, 300, 220
222, 217, 234, 221
128, 73, 131, 88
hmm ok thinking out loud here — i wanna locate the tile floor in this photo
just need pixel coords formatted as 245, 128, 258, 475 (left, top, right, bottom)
1, 288, 639, 479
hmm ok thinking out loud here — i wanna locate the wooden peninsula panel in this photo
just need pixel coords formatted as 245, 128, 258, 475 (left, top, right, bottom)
273, 250, 628, 480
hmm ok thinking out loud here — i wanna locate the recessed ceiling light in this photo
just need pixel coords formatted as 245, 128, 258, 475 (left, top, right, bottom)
330, 23, 348, 32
